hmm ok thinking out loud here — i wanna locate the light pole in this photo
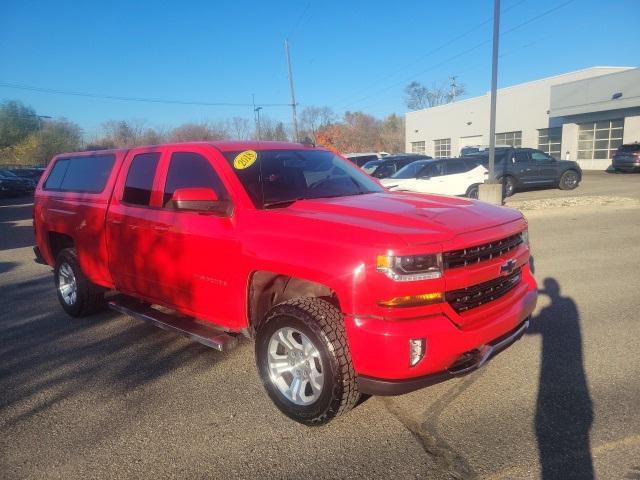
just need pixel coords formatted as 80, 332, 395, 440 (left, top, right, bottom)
478, 0, 503, 205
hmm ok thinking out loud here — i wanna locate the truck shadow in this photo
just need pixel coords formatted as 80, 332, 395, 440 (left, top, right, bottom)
527, 277, 594, 480
0, 273, 234, 431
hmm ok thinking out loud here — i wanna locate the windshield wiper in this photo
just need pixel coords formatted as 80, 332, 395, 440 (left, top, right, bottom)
263, 198, 305, 209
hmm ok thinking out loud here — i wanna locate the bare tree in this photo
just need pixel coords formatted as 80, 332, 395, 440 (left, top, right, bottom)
230, 116, 252, 140
404, 79, 467, 110
169, 122, 228, 142
299, 106, 335, 142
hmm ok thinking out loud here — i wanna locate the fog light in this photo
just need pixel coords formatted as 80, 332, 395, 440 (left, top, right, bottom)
409, 338, 426, 367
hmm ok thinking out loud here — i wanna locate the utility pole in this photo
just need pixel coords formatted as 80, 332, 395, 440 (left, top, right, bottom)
478, 0, 503, 205
450, 76, 457, 102
285, 39, 299, 142
255, 106, 263, 141
252, 94, 262, 141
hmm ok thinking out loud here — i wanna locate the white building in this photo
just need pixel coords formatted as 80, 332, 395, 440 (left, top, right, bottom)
405, 66, 640, 170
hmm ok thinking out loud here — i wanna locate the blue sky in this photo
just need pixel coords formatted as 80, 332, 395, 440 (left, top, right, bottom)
1, 0, 638, 138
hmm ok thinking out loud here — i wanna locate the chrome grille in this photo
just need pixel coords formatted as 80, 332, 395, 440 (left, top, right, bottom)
445, 268, 522, 313
444, 233, 522, 269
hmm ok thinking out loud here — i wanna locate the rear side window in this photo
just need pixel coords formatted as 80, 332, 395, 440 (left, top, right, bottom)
122, 153, 160, 206
163, 152, 228, 207
44, 155, 115, 192
43, 159, 70, 190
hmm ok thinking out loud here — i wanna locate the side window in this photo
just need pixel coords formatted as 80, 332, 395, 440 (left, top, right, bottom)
419, 162, 443, 178
531, 151, 552, 162
445, 159, 469, 175
163, 152, 229, 207
513, 151, 530, 163
122, 152, 160, 206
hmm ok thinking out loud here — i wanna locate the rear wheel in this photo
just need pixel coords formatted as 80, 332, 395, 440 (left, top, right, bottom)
465, 184, 480, 199
54, 248, 105, 317
558, 170, 580, 190
255, 297, 360, 426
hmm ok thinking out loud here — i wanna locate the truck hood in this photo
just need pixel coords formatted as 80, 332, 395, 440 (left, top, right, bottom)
275, 192, 523, 247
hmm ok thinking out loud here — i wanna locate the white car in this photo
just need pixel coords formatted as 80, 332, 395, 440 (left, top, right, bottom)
380, 158, 488, 198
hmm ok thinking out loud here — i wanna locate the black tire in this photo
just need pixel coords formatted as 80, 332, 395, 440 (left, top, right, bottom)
465, 184, 480, 199
499, 176, 516, 197
255, 297, 360, 426
558, 169, 580, 190
54, 248, 105, 317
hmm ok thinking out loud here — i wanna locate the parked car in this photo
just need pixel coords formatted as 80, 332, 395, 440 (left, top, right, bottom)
362, 154, 432, 179
469, 148, 582, 196
612, 143, 640, 172
344, 152, 389, 167
381, 157, 487, 198
460, 145, 511, 156
11, 167, 46, 181
0, 169, 36, 196
34, 141, 537, 425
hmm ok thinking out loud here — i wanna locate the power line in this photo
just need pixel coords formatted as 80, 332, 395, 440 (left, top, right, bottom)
0, 82, 291, 107
339, 0, 576, 111
334, 0, 527, 107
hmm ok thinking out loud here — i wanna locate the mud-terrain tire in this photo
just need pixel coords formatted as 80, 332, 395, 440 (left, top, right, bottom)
255, 297, 360, 426
54, 248, 105, 317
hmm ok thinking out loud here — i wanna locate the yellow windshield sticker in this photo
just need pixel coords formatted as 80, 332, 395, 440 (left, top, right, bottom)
233, 150, 258, 169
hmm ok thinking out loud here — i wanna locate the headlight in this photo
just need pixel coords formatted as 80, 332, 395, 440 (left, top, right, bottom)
520, 229, 529, 246
376, 253, 442, 281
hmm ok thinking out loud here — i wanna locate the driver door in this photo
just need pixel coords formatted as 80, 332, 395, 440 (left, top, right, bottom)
148, 146, 241, 328
411, 161, 446, 194
530, 150, 559, 184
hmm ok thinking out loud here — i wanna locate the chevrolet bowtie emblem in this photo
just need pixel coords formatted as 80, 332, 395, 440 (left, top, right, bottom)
500, 259, 517, 276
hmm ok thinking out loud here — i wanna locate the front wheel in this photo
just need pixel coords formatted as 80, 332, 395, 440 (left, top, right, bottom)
558, 170, 580, 190
500, 176, 516, 197
255, 297, 360, 426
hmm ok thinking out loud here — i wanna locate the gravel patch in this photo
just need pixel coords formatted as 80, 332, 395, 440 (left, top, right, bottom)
507, 195, 640, 211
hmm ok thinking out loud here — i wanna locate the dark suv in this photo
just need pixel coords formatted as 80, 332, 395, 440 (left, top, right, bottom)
362, 154, 432, 179
471, 148, 582, 196
612, 144, 640, 172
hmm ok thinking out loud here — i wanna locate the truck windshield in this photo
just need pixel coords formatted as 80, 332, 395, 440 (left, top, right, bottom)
224, 149, 384, 208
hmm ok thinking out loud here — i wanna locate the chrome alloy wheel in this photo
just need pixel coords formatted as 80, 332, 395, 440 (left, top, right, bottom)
58, 262, 77, 306
267, 327, 324, 406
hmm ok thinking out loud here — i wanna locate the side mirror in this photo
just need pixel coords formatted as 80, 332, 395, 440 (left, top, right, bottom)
171, 187, 230, 214
418, 175, 431, 180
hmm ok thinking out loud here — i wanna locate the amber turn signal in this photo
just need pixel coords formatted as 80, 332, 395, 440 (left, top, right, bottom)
377, 292, 443, 308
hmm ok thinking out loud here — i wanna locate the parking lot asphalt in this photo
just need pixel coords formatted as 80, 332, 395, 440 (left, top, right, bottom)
1, 172, 639, 479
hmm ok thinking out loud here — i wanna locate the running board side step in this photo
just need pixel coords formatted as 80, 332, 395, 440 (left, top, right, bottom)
108, 295, 238, 352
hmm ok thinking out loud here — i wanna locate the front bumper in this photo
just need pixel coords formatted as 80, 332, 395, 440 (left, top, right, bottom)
357, 318, 529, 395
343, 265, 538, 392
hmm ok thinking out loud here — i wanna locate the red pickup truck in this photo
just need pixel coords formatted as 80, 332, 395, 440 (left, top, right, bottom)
33, 141, 537, 425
